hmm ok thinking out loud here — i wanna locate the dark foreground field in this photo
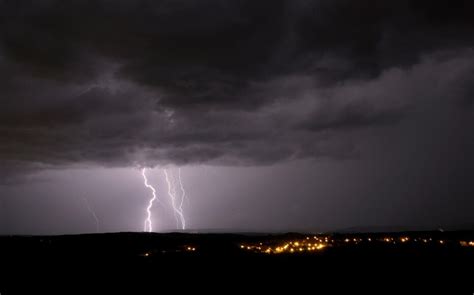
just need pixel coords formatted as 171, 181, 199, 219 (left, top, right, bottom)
1, 231, 474, 293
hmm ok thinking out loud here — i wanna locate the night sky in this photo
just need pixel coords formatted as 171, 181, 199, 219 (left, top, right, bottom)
1, 0, 473, 234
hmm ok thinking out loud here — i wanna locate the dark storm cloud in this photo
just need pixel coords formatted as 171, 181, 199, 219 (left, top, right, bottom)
1, 0, 474, 178
298, 102, 408, 132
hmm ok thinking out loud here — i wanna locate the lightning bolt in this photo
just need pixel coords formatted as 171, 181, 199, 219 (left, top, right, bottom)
140, 167, 187, 232
141, 168, 158, 232
163, 169, 179, 228
164, 169, 186, 230
82, 197, 100, 233
177, 168, 187, 228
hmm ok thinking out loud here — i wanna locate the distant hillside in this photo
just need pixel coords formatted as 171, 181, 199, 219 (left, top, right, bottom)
334, 224, 474, 233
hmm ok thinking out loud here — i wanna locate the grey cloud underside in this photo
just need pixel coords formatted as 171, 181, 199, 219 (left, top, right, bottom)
0, 0, 474, 177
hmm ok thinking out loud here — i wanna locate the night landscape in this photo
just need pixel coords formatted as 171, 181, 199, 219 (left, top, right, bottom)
1, 0, 473, 292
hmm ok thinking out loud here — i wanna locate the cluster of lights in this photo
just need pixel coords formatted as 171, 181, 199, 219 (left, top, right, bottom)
341, 236, 446, 245
459, 241, 474, 247
186, 246, 196, 252
344, 238, 365, 243
240, 236, 329, 254
239, 234, 474, 254
140, 236, 474, 257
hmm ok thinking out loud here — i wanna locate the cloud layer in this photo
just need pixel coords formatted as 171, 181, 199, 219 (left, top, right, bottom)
1, 0, 473, 179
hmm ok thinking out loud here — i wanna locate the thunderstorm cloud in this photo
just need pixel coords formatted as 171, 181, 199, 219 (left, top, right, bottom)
1, 0, 474, 180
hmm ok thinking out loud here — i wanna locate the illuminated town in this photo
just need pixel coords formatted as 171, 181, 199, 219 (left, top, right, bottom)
239, 235, 474, 255
238, 234, 474, 255
136, 233, 474, 257
240, 236, 328, 254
